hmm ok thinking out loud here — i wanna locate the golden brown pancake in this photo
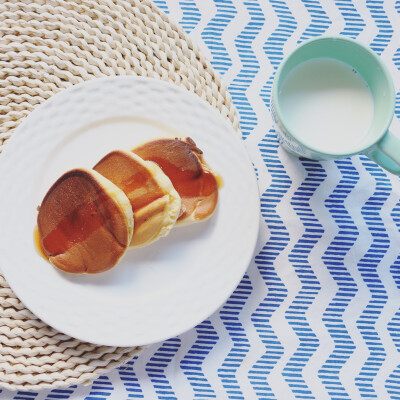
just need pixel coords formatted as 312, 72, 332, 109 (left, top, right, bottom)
132, 137, 219, 225
94, 150, 181, 247
37, 168, 134, 274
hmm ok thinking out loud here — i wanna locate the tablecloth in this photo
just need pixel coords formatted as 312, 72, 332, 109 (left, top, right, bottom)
2, 0, 400, 399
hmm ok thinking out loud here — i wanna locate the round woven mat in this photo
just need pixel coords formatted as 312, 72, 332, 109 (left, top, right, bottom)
0, 0, 238, 392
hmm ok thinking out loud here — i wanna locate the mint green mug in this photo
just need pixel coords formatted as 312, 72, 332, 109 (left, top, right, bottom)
271, 36, 400, 175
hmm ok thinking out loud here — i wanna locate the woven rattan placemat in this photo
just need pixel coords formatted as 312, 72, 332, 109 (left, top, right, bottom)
0, 0, 238, 391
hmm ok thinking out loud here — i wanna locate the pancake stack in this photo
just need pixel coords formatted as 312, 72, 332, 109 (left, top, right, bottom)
37, 137, 219, 274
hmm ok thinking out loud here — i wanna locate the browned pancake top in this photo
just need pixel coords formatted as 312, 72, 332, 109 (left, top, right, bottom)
133, 138, 218, 222
94, 150, 164, 211
37, 169, 130, 274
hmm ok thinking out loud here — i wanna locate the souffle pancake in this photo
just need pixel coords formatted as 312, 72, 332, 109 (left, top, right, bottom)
94, 150, 181, 247
132, 137, 219, 225
37, 168, 134, 274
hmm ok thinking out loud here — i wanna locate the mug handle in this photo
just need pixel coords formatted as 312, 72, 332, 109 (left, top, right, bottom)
365, 131, 400, 175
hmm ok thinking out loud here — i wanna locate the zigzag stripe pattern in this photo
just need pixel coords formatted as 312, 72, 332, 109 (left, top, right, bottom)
259, 0, 297, 110
334, 0, 366, 38
352, 4, 393, 398
386, 220, 400, 398
366, 0, 393, 55
318, 159, 359, 400
3, 1, 400, 399
263, 0, 297, 67
200, 0, 237, 74
218, 275, 252, 399
283, 159, 325, 399
386, 16, 400, 398
386, 38, 400, 391
355, 157, 391, 398
118, 357, 144, 398
248, 132, 290, 398
145, 338, 181, 399
178, 0, 201, 33
227, 0, 265, 139
180, 321, 218, 398
298, 0, 331, 42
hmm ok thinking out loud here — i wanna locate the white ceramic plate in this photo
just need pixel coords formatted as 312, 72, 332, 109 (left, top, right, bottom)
0, 77, 259, 346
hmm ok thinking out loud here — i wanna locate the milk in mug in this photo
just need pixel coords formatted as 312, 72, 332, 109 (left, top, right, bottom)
279, 58, 374, 154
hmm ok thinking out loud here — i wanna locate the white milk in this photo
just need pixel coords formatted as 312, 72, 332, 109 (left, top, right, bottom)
279, 58, 374, 154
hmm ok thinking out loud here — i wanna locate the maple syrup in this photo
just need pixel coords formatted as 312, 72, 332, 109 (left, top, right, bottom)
215, 173, 224, 189
34, 226, 48, 261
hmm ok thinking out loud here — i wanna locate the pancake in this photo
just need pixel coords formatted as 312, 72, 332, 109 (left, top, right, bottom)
94, 150, 181, 247
132, 137, 219, 225
37, 168, 134, 274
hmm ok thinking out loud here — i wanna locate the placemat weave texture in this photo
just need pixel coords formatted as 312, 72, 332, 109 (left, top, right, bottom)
0, 0, 237, 391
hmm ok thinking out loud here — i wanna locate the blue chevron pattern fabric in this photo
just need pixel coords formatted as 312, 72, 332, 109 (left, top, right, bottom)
3, 0, 400, 399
